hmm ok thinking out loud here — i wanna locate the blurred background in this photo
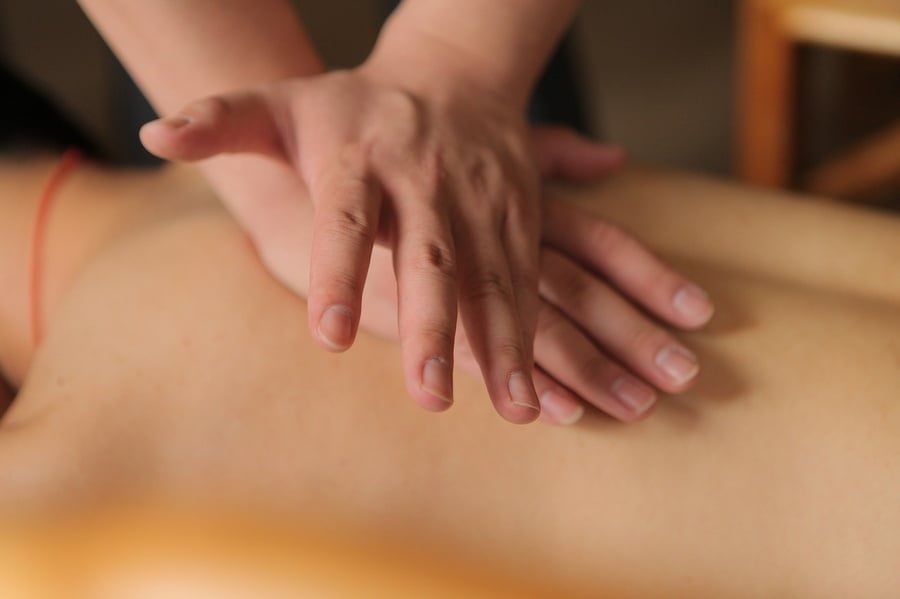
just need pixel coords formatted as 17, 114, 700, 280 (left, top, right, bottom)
1, 0, 897, 203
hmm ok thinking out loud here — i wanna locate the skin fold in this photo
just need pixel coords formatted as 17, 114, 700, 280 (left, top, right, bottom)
0, 158, 897, 596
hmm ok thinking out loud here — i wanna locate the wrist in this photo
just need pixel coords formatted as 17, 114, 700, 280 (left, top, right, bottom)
367, 12, 535, 110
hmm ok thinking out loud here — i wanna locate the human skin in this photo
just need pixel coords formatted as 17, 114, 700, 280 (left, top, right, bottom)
143, 123, 713, 424
78, 1, 714, 422
0, 160, 898, 596
0, 144, 708, 429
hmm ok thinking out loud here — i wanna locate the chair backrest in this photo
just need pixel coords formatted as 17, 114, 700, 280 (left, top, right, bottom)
760, 0, 900, 56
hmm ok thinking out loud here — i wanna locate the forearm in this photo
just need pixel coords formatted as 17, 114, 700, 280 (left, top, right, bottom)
372, 0, 581, 106
77, 0, 325, 115
77, 0, 327, 244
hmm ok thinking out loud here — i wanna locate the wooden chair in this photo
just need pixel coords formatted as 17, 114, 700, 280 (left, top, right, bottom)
736, 0, 900, 198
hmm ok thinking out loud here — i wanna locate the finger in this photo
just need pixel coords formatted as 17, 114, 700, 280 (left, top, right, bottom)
457, 224, 540, 424
140, 91, 287, 162
358, 245, 401, 341
534, 303, 657, 422
543, 200, 714, 329
453, 321, 580, 426
532, 368, 585, 426
531, 126, 626, 181
452, 322, 480, 376
307, 147, 381, 352
392, 200, 458, 411
540, 249, 699, 394
503, 189, 541, 367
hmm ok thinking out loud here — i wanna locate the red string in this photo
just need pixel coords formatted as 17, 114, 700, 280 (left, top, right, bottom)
29, 149, 82, 348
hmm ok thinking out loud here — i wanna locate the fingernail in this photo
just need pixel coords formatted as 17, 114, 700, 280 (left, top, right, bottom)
655, 345, 699, 385
540, 391, 584, 425
508, 372, 540, 411
159, 115, 192, 129
611, 377, 657, 415
422, 358, 453, 404
673, 283, 714, 324
318, 305, 353, 351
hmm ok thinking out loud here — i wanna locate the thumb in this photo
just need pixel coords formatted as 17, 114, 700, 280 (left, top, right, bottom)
140, 91, 289, 162
531, 126, 626, 181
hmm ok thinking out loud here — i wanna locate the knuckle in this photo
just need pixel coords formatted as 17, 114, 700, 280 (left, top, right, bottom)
460, 269, 513, 304
323, 205, 376, 242
627, 325, 672, 358
492, 338, 526, 366
417, 321, 456, 350
382, 88, 424, 121
323, 268, 364, 298
376, 90, 426, 147
328, 144, 377, 192
575, 354, 608, 386
414, 240, 456, 279
463, 153, 503, 197
383, 149, 446, 208
590, 221, 636, 260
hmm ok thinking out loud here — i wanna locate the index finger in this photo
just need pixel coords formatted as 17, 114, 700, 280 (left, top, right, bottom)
307, 146, 382, 352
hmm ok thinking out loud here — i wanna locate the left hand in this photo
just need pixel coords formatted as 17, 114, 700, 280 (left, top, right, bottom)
363, 127, 715, 425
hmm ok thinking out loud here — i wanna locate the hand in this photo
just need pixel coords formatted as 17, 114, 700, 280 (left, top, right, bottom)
143, 97, 714, 425
142, 62, 545, 424
531, 202, 713, 425
530, 129, 714, 424
360, 128, 714, 425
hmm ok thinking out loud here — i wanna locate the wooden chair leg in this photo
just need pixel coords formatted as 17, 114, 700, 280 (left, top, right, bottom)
805, 120, 900, 200
736, 0, 796, 187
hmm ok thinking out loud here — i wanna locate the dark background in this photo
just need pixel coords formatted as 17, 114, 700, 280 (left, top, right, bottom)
1, 0, 896, 193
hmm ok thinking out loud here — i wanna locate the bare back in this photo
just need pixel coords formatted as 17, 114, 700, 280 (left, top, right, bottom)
0, 162, 897, 597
